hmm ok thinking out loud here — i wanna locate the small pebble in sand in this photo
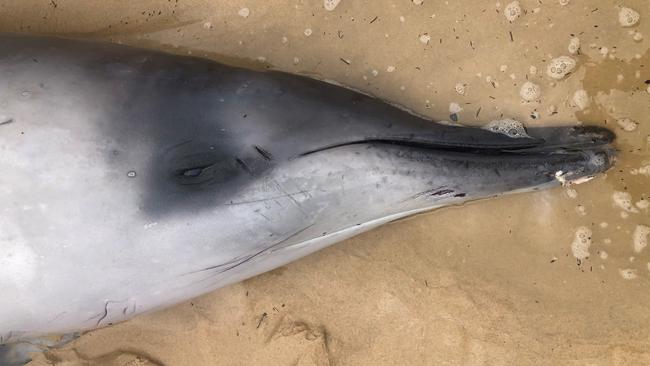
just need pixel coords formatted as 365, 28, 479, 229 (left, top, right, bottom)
504, 1, 522, 22
619, 268, 638, 280
399, 16, 405, 23
617, 118, 638, 132
600, 251, 608, 260
419, 33, 431, 44
486, 76, 500, 88
636, 199, 649, 210
449, 102, 463, 114
633, 225, 650, 253
575, 205, 587, 216
612, 191, 639, 213
600, 222, 609, 228
203, 22, 212, 29
568, 37, 581, 54
304, 28, 313, 36
546, 56, 576, 79
386, 66, 396, 72
282, 36, 288, 44
293, 57, 300, 65
618, 7, 640, 27
256, 56, 266, 63
558, 0, 570, 5
500, 65, 508, 72
323, 0, 342, 11
599, 47, 609, 57
412, 0, 424, 4
520, 81, 541, 101
572, 89, 590, 110
371, 69, 379, 76
454, 83, 466, 95
631, 165, 650, 176
632, 31, 644, 42
509, 73, 517, 80
617, 74, 624, 83
571, 226, 592, 260
483, 119, 530, 138
565, 188, 578, 199
548, 104, 557, 115
529, 65, 538, 75
238, 7, 250, 18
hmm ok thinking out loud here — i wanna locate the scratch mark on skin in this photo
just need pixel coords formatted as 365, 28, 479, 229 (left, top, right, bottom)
432, 189, 455, 196
254, 145, 273, 161
162, 139, 193, 155
290, 179, 312, 199
274, 181, 308, 215
254, 209, 271, 221
85, 300, 127, 326
410, 186, 449, 200
225, 190, 312, 206
235, 157, 253, 175
185, 224, 316, 285
46, 311, 67, 324
123, 302, 137, 316
96, 301, 110, 327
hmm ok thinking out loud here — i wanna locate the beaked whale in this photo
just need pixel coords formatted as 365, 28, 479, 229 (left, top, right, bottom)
0, 33, 614, 356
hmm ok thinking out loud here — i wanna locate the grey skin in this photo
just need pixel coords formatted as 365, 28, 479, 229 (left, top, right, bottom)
0, 34, 614, 359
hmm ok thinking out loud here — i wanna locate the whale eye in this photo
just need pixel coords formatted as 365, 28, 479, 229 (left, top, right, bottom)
182, 167, 205, 177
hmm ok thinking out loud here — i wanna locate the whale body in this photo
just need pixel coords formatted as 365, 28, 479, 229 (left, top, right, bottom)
0, 34, 615, 347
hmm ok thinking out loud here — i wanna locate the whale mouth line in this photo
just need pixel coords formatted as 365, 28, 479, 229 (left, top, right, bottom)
298, 125, 616, 158
298, 136, 613, 158
299, 138, 540, 157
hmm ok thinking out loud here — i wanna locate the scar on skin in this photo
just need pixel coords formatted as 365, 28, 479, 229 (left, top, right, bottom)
0, 117, 14, 126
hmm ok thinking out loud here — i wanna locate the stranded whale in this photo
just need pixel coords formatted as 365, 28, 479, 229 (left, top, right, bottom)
0, 34, 614, 352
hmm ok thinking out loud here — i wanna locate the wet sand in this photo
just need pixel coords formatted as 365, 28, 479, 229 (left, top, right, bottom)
1, 0, 649, 364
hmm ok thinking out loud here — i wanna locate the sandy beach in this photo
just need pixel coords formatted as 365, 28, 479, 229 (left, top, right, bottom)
0, 0, 648, 364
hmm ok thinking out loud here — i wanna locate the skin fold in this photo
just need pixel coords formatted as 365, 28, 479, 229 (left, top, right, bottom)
0, 33, 615, 356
